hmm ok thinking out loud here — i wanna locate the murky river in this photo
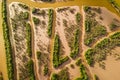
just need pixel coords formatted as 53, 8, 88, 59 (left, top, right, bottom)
0, 0, 120, 80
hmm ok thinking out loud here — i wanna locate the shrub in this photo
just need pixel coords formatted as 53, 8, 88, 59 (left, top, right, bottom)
36, 51, 41, 59
76, 13, 81, 25
32, 8, 37, 14
18, 3, 29, 10
47, 9, 53, 37
70, 29, 80, 59
51, 73, 59, 80
2, 0, 14, 79
58, 69, 69, 80
84, 37, 94, 46
53, 35, 69, 68
26, 23, 32, 57
94, 74, 99, 80
26, 59, 35, 80
85, 49, 94, 66
33, 17, 40, 25
22, 12, 29, 20
75, 58, 82, 66
110, 23, 118, 30
85, 20, 91, 32
43, 65, 49, 76
84, 6, 90, 12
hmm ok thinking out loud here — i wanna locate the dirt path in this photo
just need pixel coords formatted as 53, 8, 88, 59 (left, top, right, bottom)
29, 9, 39, 80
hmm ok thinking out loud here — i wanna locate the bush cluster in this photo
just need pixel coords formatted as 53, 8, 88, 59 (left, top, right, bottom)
47, 9, 53, 37
26, 59, 35, 80
70, 29, 80, 59
26, 23, 32, 57
2, 0, 14, 79
53, 35, 69, 68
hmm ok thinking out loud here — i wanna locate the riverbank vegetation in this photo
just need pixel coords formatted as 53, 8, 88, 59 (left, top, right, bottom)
51, 68, 69, 80
53, 35, 69, 68
26, 23, 32, 57
109, 0, 120, 13
47, 9, 53, 37
70, 29, 80, 59
2, 0, 14, 79
26, 59, 35, 80
84, 7, 107, 46
85, 32, 120, 66
75, 64, 89, 80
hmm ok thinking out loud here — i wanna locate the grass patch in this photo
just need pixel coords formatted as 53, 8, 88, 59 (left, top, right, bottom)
2, 0, 14, 79
33, 17, 40, 25
26, 23, 32, 57
26, 59, 35, 80
85, 32, 120, 66
70, 29, 80, 59
53, 35, 69, 68
18, 3, 29, 10
51, 68, 69, 80
47, 9, 53, 37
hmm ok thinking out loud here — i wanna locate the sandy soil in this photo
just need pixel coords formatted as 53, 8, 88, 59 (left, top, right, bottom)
54, 6, 81, 79
32, 7, 51, 80
82, 6, 120, 80
9, 2, 30, 80
91, 48, 120, 80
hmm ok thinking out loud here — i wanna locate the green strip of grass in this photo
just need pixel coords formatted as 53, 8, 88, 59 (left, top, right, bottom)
70, 29, 80, 59
26, 59, 35, 80
47, 9, 53, 37
53, 35, 69, 68
1, 0, 14, 79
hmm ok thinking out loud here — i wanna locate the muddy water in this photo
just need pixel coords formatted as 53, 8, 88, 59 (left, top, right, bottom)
0, 0, 120, 80
0, 0, 8, 80
7, 0, 120, 16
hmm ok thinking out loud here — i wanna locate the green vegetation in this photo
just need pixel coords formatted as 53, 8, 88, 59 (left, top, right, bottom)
1, 0, 14, 79
94, 74, 99, 80
47, 9, 53, 37
43, 65, 49, 76
21, 12, 29, 20
41, 0, 52, 2
85, 49, 94, 66
18, 3, 29, 10
26, 59, 35, 80
70, 29, 80, 59
76, 13, 81, 25
26, 23, 32, 57
84, 6, 90, 12
53, 35, 69, 68
33, 17, 40, 25
85, 32, 120, 66
75, 58, 82, 66
36, 51, 41, 59
75, 64, 89, 80
85, 19, 91, 32
51, 73, 59, 80
51, 68, 69, 80
109, 0, 120, 13
32, 8, 37, 14
110, 23, 119, 31
84, 18, 107, 46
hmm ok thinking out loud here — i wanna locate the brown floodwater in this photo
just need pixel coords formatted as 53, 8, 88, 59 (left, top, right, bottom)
0, 0, 120, 80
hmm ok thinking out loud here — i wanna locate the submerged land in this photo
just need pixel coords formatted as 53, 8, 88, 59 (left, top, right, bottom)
1, 0, 120, 80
